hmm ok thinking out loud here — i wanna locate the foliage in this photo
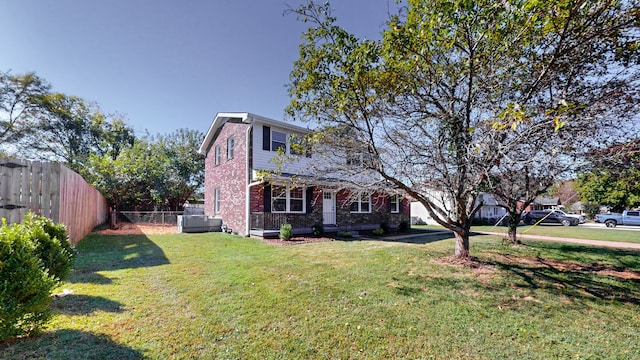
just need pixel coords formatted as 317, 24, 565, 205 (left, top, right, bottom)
279, 223, 293, 240
576, 139, 640, 212
20, 213, 75, 282
311, 223, 324, 236
0, 71, 50, 145
372, 228, 385, 236
337, 231, 352, 238
83, 129, 204, 211
398, 220, 409, 232
286, 0, 640, 258
0, 220, 57, 341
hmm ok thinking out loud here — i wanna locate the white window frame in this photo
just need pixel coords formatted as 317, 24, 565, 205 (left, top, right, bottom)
271, 184, 306, 213
390, 195, 400, 213
214, 188, 221, 213
214, 145, 221, 166
271, 130, 287, 152
350, 192, 371, 213
227, 137, 234, 159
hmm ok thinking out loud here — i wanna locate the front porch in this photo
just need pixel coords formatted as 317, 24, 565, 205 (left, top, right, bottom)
249, 212, 399, 238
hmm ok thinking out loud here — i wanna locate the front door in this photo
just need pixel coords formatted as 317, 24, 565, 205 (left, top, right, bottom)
322, 191, 336, 225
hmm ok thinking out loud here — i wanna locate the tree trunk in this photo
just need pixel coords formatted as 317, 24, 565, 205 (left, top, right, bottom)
453, 230, 470, 259
508, 212, 520, 244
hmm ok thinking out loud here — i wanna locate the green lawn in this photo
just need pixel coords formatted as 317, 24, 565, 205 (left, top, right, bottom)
414, 223, 640, 244
2, 232, 639, 359
469, 224, 640, 244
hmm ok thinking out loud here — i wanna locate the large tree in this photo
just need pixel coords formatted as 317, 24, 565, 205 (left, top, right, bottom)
287, 0, 639, 258
0, 71, 50, 145
16, 93, 135, 173
576, 139, 640, 212
84, 130, 204, 211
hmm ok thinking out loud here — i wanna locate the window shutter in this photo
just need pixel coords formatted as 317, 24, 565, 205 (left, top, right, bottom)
263, 126, 271, 151
263, 183, 271, 212
306, 186, 313, 214
387, 196, 392, 213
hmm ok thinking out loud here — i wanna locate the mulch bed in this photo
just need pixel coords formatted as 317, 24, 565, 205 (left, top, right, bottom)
261, 236, 335, 246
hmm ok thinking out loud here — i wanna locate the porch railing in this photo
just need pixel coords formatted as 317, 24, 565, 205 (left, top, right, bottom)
250, 212, 316, 230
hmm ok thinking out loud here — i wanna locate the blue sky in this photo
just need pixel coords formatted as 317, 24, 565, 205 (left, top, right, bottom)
0, 1, 398, 137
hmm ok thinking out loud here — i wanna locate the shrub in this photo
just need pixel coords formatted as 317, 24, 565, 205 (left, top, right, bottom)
399, 220, 410, 232
0, 222, 57, 341
311, 224, 324, 237
337, 231, 352, 238
20, 213, 75, 282
279, 224, 293, 241
372, 228, 385, 236
380, 222, 390, 234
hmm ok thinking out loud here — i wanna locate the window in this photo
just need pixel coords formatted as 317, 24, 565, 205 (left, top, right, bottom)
214, 145, 221, 166
271, 185, 305, 213
272, 131, 287, 152
350, 192, 371, 213
227, 137, 234, 159
390, 195, 400, 213
290, 134, 311, 157
214, 188, 221, 213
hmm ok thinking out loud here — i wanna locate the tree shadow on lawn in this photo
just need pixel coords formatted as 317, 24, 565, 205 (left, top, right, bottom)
477, 243, 640, 305
70, 234, 170, 284
0, 329, 143, 360
340, 229, 455, 245
51, 294, 125, 315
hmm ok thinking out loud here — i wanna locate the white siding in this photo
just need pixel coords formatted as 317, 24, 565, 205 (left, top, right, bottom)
252, 122, 315, 178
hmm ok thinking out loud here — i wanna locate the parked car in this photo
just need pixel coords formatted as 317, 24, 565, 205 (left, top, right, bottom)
523, 210, 580, 226
555, 210, 586, 224
594, 210, 640, 228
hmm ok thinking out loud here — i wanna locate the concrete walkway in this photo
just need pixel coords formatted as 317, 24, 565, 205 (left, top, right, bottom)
475, 231, 640, 250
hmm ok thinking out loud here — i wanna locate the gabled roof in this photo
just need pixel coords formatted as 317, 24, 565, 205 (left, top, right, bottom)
198, 112, 311, 155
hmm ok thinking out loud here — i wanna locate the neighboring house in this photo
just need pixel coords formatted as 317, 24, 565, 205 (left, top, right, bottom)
198, 112, 410, 237
528, 197, 561, 211
474, 193, 507, 221
411, 192, 507, 225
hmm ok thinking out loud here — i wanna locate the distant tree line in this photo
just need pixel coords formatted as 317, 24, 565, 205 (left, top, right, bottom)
1, 70, 204, 211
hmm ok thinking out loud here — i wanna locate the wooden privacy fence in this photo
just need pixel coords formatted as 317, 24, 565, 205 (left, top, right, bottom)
0, 158, 108, 244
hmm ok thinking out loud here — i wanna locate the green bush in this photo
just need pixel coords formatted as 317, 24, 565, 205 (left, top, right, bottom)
372, 228, 385, 236
21, 213, 75, 282
380, 222, 390, 234
399, 220, 410, 232
337, 231, 353, 238
0, 222, 57, 341
311, 224, 324, 237
279, 223, 293, 241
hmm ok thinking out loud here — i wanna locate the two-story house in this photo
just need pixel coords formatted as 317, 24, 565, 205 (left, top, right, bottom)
198, 112, 410, 237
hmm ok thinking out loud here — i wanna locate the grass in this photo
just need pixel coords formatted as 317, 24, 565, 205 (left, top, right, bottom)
1, 232, 640, 359
412, 224, 640, 244
469, 224, 640, 244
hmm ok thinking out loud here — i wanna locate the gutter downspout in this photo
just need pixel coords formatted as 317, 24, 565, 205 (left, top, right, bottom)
245, 117, 261, 236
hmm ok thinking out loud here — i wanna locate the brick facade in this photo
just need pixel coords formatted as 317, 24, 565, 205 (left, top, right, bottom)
204, 122, 249, 234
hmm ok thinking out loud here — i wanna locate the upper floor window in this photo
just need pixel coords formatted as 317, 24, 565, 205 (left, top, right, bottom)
389, 195, 400, 213
227, 137, 234, 159
272, 131, 287, 152
272, 185, 305, 213
214, 145, 221, 166
350, 192, 371, 213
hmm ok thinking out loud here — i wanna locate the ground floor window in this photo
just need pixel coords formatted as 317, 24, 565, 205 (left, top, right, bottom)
350, 192, 371, 213
272, 185, 305, 213
390, 195, 400, 213
214, 188, 221, 213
